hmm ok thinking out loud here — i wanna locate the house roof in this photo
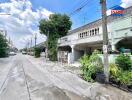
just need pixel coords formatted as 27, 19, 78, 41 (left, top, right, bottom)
111, 5, 125, 10
67, 6, 132, 35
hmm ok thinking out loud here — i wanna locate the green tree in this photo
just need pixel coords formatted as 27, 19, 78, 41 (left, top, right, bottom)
39, 14, 72, 61
0, 33, 9, 58
34, 47, 41, 58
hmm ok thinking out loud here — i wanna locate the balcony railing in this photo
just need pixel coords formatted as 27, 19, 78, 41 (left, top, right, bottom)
58, 34, 102, 45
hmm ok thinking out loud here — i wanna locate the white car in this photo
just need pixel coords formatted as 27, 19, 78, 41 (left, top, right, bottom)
9, 52, 16, 56
22, 51, 27, 55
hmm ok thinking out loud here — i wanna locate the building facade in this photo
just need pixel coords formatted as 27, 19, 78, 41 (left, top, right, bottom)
57, 6, 132, 64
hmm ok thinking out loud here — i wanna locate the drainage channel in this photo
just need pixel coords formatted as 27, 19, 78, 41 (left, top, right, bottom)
21, 64, 32, 100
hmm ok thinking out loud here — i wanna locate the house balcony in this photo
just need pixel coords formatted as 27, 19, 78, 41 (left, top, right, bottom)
58, 33, 103, 47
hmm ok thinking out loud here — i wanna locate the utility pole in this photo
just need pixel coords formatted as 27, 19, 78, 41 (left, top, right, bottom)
30, 38, 32, 48
100, 0, 109, 83
46, 30, 49, 60
35, 33, 37, 48
30, 37, 32, 53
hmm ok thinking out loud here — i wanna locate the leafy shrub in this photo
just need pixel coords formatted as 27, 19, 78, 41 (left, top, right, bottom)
117, 71, 132, 86
89, 50, 103, 72
109, 63, 119, 78
109, 63, 132, 86
34, 47, 41, 58
115, 54, 132, 70
80, 54, 89, 67
80, 50, 103, 82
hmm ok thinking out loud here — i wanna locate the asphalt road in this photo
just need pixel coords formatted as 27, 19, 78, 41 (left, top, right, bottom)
0, 54, 132, 100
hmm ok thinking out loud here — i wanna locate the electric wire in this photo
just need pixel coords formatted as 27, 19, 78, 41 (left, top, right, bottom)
69, 0, 97, 16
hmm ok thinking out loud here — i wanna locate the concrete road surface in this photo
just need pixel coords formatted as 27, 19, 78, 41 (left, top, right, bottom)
0, 54, 132, 100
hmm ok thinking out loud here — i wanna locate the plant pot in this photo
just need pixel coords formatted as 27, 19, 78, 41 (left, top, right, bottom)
95, 72, 106, 83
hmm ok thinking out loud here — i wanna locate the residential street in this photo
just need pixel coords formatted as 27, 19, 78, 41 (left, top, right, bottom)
0, 54, 131, 100
0, 0, 132, 100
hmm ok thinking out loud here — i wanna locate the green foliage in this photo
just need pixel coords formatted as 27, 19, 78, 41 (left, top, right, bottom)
115, 54, 132, 70
109, 63, 119, 78
109, 63, 132, 86
39, 14, 72, 61
48, 46, 57, 61
80, 50, 103, 82
80, 54, 89, 67
117, 71, 132, 86
89, 50, 103, 72
112, 54, 132, 86
34, 47, 41, 58
0, 33, 9, 58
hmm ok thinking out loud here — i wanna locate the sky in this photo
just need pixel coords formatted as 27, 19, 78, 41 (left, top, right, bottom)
0, 0, 132, 49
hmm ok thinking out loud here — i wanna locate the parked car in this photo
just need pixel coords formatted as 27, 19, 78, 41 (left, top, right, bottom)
9, 52, 16, 56
22, 51, 27, 55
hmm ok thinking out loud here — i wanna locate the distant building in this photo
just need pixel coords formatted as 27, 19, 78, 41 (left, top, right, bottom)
57, 6, 132, 64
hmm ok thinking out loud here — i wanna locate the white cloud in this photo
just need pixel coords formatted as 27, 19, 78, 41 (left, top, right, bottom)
0, 0, 53, 49
121, 0, 132, 8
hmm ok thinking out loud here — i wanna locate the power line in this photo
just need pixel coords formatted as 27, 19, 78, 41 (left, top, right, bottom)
69, 0, 90, 16
69, 0, 97, 16
70, 0, 86, 11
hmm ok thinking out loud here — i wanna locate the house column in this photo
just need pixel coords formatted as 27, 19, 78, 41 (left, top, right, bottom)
71, 45, 75, 63
112, 44, 116, 51
111, 32, 116, 51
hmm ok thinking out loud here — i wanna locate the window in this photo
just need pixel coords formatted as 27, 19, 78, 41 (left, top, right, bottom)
92, 29, 94, 35
95, 29, 97, 35
97, 28, 99, 34
82, 33, 84, 38
80, 33, 82, 38
86, 32, 88, 37
81, 33, 83, 38
90, 30, 92, 36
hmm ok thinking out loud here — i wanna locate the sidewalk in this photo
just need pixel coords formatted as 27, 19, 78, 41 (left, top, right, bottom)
25, 55, 132, 100
29, 56, 82, 75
